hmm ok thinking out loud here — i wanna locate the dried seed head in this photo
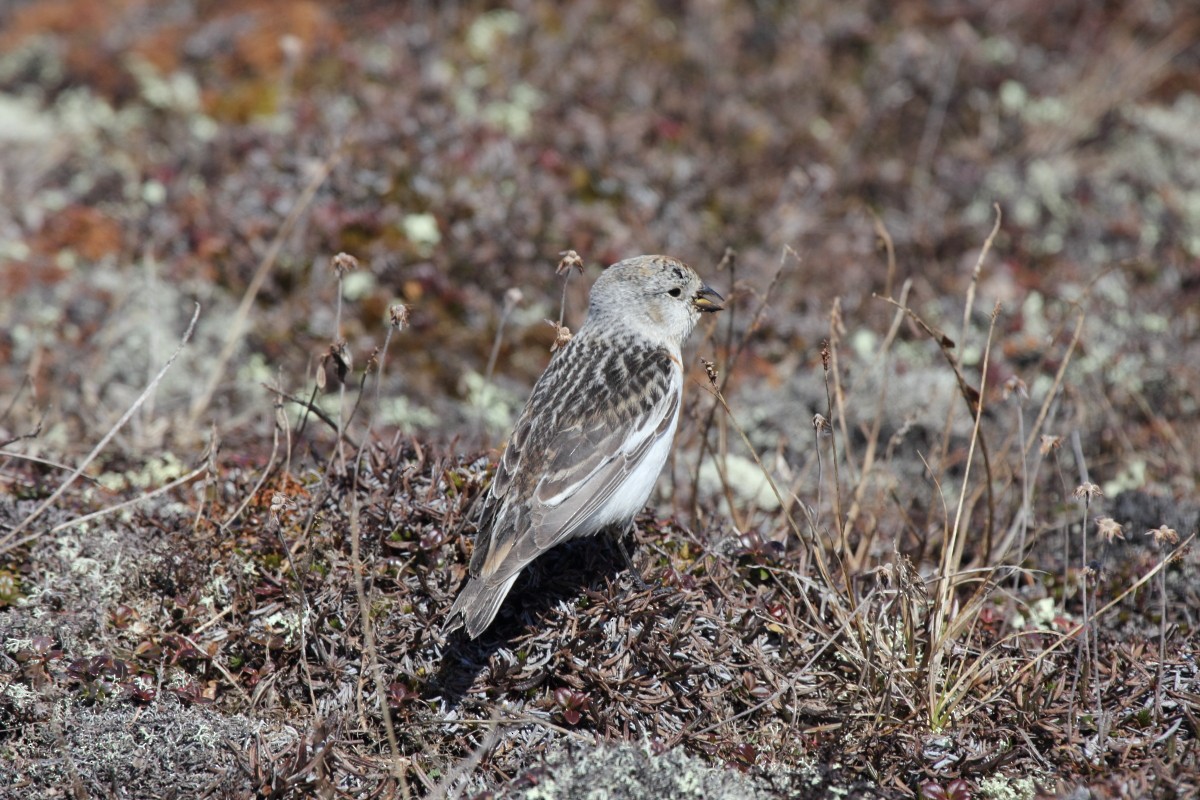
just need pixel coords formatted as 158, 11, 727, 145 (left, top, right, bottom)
503, 287, 524, 311
389, 304, 410, 331
556, 249, 584, 276
1072, 482, 1102, 502
812, 413, 830, 434
1096, 517, 1124, 543
820, 340, 830, 372
1003, 375, 1028, 402
1039, 434, 1063, 454
269, 492, 296, 519
332, 252, 359, 278
1145, 524, 1179, 547
365, 346, 380, 374
701, 358, 719, 388
328, 341, 351, 381
545, 319, 573, 352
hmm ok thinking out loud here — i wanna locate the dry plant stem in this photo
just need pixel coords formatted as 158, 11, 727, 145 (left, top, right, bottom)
1052, 448, 1071, 592
927, 303, 999, 728
960, 208, 1000, 559
1013, 397, 1029, 584
690, 247, 737, 519
0, 451, 105, 485
348, 323, 406, 794
967, 533, 1194, 717
191, 424, 219, 535
334, 276, 348, 476
189, 148, 342, 426
812, 424, 824, 535
715, 250, 739, 527
707, 385, 842, 602
557, 268, 573, 328
349, 500, 407, 798
820, 348, 850, 592
1070, 432, 1102, 715
0, 410, 45, 449
824, 315, 848, 536
826, 301, 857, 483
1, 303, 200, 553
690, 248, 785, 520
484, 303, 514, 384
848, 278, 913, 567
332, 368, 375, 474
930, 207, 1001, 558
880, 295, 997, 560
909, 46, 959, 215
356, 326, 396, 473
869, 207, 898, 300
45, 465, 207, 537
277, 374, 295, 484
959, 206, 997, 348
1155, 556, 1167, 723
266, 386, 361, 450
1023, 310, 1085, 457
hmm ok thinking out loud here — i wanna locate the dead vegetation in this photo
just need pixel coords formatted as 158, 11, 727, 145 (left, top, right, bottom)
2, 2, 1199, 798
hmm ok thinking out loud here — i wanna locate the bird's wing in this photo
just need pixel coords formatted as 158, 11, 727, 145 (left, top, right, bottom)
471, 344, 680, 584
529, 376, 679, 546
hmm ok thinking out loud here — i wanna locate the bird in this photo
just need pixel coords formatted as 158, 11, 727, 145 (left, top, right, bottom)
444, 255, 724, 639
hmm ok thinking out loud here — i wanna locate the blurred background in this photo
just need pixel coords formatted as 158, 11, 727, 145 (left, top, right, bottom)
1, 0, 1197, 497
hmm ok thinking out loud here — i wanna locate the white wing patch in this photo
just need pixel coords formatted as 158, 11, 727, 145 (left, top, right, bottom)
530, 368, 682, 548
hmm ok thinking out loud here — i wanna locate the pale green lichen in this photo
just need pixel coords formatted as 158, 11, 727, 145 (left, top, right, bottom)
401, 212, 441, 256
98, 453, 189, 492
466, 9, 522, 59
979, 774, 1037, 800
463, 370, 518, 435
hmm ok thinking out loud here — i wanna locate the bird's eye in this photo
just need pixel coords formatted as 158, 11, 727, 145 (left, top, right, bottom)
668, 287, 682, 297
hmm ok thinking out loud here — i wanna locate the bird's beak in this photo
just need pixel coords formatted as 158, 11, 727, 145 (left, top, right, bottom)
693, 285, 724, 313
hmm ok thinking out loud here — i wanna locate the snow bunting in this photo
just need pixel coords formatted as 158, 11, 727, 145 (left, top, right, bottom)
445, 255, 723, 638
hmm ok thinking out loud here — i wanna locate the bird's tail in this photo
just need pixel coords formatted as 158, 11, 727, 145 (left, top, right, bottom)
443, 573, 521, 639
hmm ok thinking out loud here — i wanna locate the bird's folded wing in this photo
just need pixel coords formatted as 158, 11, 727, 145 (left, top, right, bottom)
528, 383, 679, 549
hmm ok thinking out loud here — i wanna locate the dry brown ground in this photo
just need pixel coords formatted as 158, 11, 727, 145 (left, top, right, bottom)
2, 2, 1198, 798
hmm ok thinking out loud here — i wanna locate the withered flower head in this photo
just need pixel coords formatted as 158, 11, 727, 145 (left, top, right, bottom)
1003, 376, 1028, 402
1145, 524, 1179, 547
556, 249, 584, 276
332, 252, 359, 278
545, 319, 573, 352
1039, 434, 1063, 455
1096, 517, 1124, 543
